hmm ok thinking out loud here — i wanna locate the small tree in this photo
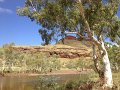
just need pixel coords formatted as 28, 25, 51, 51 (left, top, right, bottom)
17, 0, 120, 88
108, 45, 120, 72
39, 29, 54, 45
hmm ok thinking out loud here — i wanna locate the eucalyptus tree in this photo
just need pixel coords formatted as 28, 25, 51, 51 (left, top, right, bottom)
39, 29, 54, 45
17, 0, 120, 88
108, 45, 120, 71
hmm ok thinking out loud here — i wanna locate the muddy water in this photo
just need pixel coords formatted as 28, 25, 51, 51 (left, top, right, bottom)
0, 74, 82, 90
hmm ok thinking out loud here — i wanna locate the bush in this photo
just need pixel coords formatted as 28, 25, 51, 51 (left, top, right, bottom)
0, 44, 61, 73
107, 45, 120, 72
35, 76, 60, 90
65, 58, 92, 71
65, 81, 77, 90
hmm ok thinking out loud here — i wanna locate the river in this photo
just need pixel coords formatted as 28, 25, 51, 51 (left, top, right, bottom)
0, 74, 83, 90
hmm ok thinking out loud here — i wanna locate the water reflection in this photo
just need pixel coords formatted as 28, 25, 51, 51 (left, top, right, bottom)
0, 76, 34, 90
0, 74, 81, 90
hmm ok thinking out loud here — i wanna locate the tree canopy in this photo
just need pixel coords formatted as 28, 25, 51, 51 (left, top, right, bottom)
17, 0, 120, 44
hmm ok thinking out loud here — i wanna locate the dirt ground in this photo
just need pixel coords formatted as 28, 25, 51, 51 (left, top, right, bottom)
3, 69, 92, 77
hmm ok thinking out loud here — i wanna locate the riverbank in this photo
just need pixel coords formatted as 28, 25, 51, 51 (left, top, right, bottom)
2, 69, 93, 77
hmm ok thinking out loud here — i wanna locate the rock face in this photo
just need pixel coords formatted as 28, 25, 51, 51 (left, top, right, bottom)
12, 45, 91, 59
64, 36, 77, 40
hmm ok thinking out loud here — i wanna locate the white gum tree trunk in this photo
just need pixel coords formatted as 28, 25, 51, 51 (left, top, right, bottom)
77, 0, 113, 88
101, 40, 113, 88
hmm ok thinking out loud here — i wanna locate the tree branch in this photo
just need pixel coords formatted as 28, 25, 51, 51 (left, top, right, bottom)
65, 31, 85, 37
77, 0, 101, 46
29, 0, 37, 12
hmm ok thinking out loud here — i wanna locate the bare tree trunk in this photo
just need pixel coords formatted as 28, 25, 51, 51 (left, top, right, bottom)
77, 0, 113, 88
92, 44, 104, 81
93, 40, 113, 88
92, 34, 113, 88
100, 40, 113, 88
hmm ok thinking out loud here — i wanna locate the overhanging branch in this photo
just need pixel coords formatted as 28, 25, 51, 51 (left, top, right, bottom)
77, 0, 101, 46
29, 0, 37, 12
65, 31, 89, 40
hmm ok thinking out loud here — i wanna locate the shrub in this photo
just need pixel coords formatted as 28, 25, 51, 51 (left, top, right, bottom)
35, 76, 60, 90
107, 45, 120, 72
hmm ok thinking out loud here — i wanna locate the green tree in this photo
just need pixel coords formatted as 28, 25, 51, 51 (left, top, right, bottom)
108, 45, 120, 72
39, 29, 54, 45
17, 0, 120, 88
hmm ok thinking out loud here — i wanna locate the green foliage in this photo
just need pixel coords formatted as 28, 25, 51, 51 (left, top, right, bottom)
65, 58, 92, 70
0, 43, 17, 72
17, 0, 120, 43
39, 29, 54, 45
0, 47, 3, 59
65, 81, 77, 90
0, 44, 61, 73
35, 76, 60, 90
108, 45, 120, 72
35, 73, 93, 90
24, 53, 61, 73
34, 72, 120, 90
65, 60, 77, 69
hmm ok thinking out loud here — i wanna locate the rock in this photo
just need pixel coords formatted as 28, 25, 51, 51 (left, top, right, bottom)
12, 45, 91, 59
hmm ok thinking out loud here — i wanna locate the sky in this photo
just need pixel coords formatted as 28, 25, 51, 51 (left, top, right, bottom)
0, 0, 42, 46
0, 0, 120, 46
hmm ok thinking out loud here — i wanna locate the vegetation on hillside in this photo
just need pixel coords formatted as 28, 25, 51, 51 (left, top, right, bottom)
0, 43, 91, 74
0, 44, 61, 74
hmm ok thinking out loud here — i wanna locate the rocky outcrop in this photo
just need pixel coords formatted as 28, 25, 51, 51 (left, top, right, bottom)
12, 45, 92, 59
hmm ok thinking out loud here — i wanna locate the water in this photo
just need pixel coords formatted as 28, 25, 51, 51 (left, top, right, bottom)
0, 74, 82, 90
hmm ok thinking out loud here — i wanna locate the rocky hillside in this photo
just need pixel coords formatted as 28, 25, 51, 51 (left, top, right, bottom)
12, 37, 93, 59
57, 36, 92, 48
12, 44, 92, 59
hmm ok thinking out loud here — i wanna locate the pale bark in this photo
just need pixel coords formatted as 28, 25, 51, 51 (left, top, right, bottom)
77, 0, 113, 88
101, 40, 113, 88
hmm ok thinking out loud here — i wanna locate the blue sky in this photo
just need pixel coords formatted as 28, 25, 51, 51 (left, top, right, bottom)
0, 0, 42, 46
0, 0, 120, 46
